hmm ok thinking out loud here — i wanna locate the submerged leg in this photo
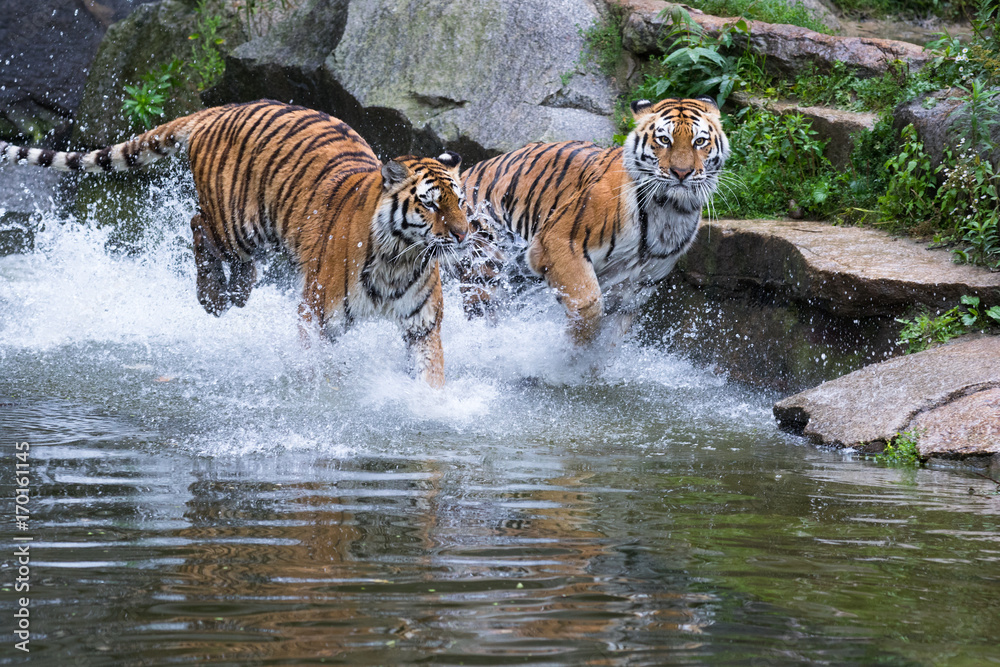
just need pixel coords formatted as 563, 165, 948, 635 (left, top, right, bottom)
190, 212, 230, 316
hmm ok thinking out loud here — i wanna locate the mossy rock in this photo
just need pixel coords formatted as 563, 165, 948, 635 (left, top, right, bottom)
72, 0, 245, 149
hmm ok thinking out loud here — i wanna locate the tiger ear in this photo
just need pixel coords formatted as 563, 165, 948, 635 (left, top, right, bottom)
381, 160, 410, 189
694, 95, 719, 110
436, 150, 462, 175
630, 99, 654, 118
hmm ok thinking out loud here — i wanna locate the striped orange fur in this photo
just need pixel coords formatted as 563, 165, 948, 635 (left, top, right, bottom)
1, 100, 469, 387
459, 97, 730, 345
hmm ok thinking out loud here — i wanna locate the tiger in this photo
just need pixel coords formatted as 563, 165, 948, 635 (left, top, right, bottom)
459, 96, 729, 346
0, 99, 469, 387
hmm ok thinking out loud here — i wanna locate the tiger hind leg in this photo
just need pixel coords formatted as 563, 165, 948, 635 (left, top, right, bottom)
190, 212, 231, 316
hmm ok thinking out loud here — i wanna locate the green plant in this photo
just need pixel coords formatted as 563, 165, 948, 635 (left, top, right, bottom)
189, 0, 227, 91
877, 124, 938, 231
875, 430, 923, 466
122, 58, 184, 129
895, 295, 1000, 353
957, 295, 1000, 326
689, 0, 831, 33
634, 7, 752, 108
716, 108, 846, 218
948, 79, 1000, 152
939, 145, 1000, 267
896, 307, 964, 353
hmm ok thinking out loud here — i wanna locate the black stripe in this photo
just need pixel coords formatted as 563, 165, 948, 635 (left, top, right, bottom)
95, 148, 113, 172
65, 152, 82, 171
36, 150, 54, 167
17, 146, 29, 161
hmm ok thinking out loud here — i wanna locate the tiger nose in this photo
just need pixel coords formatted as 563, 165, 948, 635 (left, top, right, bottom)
671, 167, 692, 181
451, 228, 467, 244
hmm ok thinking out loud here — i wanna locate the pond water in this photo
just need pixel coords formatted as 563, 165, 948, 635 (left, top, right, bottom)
1, 171, 999, 665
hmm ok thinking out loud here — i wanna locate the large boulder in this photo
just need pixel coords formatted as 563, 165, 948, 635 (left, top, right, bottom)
209, 0, 617, 162
618, 0, 931, 78
0, 0, 156, 146
773, 335, 1000, 460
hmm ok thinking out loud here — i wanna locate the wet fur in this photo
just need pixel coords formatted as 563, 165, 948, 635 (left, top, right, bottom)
1, 100, 469, 387
459, 97, 730, 344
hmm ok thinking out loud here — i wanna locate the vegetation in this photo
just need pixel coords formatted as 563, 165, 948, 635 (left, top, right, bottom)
688, 0, 832, 33
580, 4, 627, 76
122, 58, 184, 129
121, 1, 229, 130
189, 0, 227, 91
874, 430, 924, 466
895, 295, 1000, 353
576, 0, 1000, 267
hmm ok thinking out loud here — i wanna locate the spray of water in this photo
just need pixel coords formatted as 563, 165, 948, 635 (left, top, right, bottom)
0, 169, 777, 457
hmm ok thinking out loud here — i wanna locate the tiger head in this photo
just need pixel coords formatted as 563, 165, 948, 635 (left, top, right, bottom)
623, 97, 730, 211
379, 151, 469, 265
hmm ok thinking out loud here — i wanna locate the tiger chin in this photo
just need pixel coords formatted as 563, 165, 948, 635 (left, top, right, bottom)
459, 96, 730, 346
0, 100, 469, 388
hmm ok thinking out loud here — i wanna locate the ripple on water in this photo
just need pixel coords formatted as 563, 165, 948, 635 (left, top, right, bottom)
4, 171, 999, 665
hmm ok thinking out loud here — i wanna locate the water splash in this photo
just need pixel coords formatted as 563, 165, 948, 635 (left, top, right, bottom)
0, 170, 778, 457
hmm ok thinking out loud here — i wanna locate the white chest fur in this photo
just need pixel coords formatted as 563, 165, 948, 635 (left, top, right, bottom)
591, 185, 701, 313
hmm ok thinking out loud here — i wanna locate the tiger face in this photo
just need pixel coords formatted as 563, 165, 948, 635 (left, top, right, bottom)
380, 151, 469, 265
623, 97, 730, 211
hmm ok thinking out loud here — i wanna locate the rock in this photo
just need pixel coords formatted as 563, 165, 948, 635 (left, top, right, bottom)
0, 0, 156, 146
72, 0, 244, 148
730, 93, 877, 169
210, 0, 617, 162
792, 0, 840, 33
910, 388, 1000, 459
645, 217, 1000, 391
773, 335, 1000, 459
676, 218, 1000, 319
894, 87, 1000, 168
618, 0, 931, 78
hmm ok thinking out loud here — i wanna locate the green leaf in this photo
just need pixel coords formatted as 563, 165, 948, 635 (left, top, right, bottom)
961, 295, 980, 307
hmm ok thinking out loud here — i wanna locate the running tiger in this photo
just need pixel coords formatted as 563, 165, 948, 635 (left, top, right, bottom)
0, 100, 469, 387
460, 96, 729, 345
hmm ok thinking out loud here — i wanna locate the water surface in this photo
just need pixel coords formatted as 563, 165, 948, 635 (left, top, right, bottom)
2, 172, 998, 665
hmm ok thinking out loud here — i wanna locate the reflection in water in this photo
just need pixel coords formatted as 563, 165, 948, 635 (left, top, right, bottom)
2, 170, 999, 664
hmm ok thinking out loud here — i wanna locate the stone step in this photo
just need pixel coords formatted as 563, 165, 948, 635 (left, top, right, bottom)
773, 335, 1000, 460
679, 219, 1000, 318
618, 0, 932, 77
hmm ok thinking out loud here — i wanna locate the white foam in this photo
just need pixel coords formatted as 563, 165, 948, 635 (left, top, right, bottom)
0, 171, 777, 457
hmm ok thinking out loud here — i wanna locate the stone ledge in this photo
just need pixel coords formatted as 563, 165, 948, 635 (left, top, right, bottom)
773, 335, 1000, 459
617, 0, 932, 77
680, 219, 1000, 318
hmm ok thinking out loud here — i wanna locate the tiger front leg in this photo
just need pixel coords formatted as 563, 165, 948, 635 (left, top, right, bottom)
190, 212, 230, 316
404, 323, 445, 389
401, 280, 446, 388
529, 237, 603, 347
